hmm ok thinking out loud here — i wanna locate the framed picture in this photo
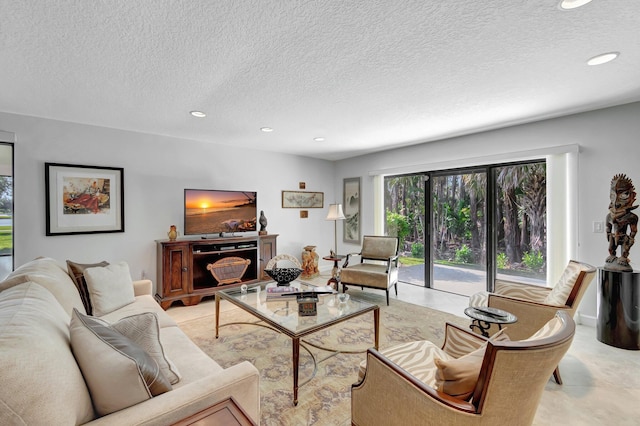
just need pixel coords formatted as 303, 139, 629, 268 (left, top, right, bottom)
343, 177, 361, 244
281, 191, 324, 208
45, 163, 124, 236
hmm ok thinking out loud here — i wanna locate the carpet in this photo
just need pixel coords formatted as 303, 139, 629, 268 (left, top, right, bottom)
178, 289, 469, 426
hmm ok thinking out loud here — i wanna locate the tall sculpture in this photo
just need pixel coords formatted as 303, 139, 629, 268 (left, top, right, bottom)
605, 173, 638, 271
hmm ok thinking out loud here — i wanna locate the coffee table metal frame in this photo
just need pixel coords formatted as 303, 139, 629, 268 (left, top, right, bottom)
215, 281, 379, 406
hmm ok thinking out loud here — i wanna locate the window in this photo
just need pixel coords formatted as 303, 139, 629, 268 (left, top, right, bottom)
384, 160, 546, 296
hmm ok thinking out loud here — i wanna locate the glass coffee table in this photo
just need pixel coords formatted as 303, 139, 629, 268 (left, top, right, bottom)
215, 280, 380, 406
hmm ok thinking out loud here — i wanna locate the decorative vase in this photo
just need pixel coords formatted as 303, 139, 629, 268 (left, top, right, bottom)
168, 225, 178, 241
301, 245, 320, 279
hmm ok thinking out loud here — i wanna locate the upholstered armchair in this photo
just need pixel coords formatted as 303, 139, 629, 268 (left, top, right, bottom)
340, 235, 399, 305
351, 311, 576, 426
468, 260, 595, 383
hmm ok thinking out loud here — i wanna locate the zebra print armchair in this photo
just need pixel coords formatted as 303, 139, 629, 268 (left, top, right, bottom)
352, 312, 576, 425
468, 259, 596, 383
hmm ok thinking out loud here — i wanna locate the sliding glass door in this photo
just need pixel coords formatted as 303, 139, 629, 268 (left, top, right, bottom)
384, 160, 546, 296
430, 170, 487, 295
493, 163, 547, 285
0, 143, 13, 279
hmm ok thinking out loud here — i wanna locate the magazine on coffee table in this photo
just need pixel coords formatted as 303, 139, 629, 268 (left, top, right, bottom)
266, 285, 335, 299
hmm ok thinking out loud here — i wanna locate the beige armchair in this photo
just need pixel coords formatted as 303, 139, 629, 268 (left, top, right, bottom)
340, 235, 399, 305
468, 259, 595, 384
352, 311, 576, 426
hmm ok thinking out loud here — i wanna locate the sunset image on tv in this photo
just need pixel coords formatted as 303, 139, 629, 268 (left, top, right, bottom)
184, 190, 257, 235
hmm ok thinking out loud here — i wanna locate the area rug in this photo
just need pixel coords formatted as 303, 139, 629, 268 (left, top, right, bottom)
178, 290, 469, 426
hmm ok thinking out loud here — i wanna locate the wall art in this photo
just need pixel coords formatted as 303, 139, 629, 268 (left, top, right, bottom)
45, 162, 124, 235
343, 177, 361, 244
281, 191, 324, 208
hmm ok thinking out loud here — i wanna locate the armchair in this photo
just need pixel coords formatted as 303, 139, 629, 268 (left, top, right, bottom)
340, 235, 399, 305
468, 259, 595, 384
352, 311, 576, 426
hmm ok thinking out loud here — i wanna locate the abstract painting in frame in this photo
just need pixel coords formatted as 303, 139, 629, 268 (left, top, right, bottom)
45, 162, 124, 235
343, 177, 361, 244
281, 191, 324, 208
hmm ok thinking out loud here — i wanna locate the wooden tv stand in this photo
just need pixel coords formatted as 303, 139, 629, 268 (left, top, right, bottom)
155, 234, 277, 310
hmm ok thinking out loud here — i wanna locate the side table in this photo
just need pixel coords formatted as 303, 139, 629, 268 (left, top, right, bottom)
171, 397, 256, 426
597, 268, 640, 350
323, 254, 346, 290
464, 306, 517, 337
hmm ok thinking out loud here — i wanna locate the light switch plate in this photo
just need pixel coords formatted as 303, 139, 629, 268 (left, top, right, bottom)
593, 221, 604, 233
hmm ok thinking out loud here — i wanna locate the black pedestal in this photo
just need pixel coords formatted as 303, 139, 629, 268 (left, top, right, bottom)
597, 268, 640, 350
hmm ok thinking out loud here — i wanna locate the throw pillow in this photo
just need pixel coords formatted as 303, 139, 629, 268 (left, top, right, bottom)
84, 261, 136, 316
69, 309, 172, 416
110, 312, 182, 384
434, 329, 510, 400
67, 260, 110, 315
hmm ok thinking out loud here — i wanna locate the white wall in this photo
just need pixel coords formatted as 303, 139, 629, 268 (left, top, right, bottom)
1, 112, 336, 293
334, 101, 640, 323
4, 101, 640, 322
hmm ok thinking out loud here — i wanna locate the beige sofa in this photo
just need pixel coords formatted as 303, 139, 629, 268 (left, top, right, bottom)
0, 257, 260, 425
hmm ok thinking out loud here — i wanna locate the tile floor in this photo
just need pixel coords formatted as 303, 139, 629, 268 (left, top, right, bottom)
166, 278, 640, 425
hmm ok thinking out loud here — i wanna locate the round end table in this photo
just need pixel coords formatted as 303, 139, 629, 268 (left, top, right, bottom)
464, 306, 517, 337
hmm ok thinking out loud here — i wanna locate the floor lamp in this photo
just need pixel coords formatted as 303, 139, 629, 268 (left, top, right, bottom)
326, 203, 346, 255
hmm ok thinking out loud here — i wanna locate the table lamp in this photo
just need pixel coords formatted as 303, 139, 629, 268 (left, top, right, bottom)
325, 203, 346, 255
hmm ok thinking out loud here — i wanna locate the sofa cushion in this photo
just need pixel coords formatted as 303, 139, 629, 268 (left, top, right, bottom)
67, 259, 109, 315
341, 263, 391, 289
159, 325, 225, 387
108, 312, 182, 384
0, 282, 95, 425
99, 294, 178, 328
70, 309, 172, 416
84, 261, 136, 316
0, 256, 85, 316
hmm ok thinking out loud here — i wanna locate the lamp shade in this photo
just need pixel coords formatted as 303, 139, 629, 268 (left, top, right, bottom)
326, 204, 346, 221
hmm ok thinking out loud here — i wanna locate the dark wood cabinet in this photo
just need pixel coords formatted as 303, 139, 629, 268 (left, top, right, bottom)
156, 234, 277, 310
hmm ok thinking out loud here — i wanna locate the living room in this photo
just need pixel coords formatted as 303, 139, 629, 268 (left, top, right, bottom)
1, 1, 640, 425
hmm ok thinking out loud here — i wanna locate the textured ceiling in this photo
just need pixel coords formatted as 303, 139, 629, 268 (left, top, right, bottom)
1, 1, 639, 160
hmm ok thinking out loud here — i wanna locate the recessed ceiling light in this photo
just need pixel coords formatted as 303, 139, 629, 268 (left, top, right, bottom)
559, 0, 593, 10
190, 111, 206, 118
314, 137, 325, 142
587, 52, 619, 66
260, 127, 274, 132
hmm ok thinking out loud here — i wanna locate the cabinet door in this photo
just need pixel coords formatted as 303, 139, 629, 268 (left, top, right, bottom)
259, 235, 277, 280
162, 244, 190, 296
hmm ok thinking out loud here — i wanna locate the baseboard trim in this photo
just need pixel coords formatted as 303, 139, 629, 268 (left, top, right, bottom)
576, 312, 597, 328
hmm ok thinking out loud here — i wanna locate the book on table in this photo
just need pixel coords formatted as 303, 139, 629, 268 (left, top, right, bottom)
266, 286, 299, 299
265, 285, 335, 300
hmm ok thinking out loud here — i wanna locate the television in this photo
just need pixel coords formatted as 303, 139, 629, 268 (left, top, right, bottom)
184, 189, 257, 236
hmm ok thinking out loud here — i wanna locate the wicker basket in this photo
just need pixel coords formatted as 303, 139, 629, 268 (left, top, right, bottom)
206, 257, 251, 285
